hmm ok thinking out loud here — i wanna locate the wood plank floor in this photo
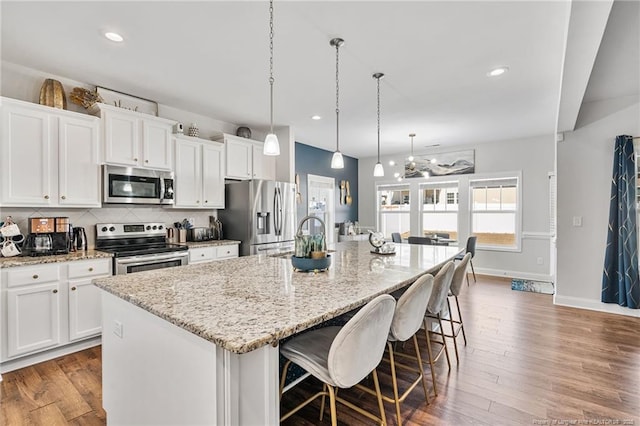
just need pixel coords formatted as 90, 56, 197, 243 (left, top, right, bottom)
2, 275, 639, 425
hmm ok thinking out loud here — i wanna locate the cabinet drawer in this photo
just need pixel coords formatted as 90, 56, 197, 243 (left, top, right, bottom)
216, 245, 238, 259
189, 247, 215, 264
7, 264, 60, 288
68, 259, 111, 279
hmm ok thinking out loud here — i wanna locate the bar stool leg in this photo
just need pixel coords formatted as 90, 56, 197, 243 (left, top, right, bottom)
413, 334, 430, 404
423, 319, 438, 396
387, 342, 402, 425
437, 313, 452, 370
279, 360, 291, 401
447, 299, 460, 364
327, 384, 338, 426
455, 295, 467, 345
372, 368, 387, 426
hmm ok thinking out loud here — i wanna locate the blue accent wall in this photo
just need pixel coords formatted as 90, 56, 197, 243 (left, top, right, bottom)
295, 142, 358, 228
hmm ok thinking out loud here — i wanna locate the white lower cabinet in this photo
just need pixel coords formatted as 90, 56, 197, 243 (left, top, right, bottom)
7, 281, 61, 358
189, 244, 239, 265
1, 258, 111, 365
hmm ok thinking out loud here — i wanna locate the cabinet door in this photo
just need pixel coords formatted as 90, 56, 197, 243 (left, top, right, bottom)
1, 104, 54, 206
103, 109, 140, 166
252, 143, 277, 181
7, 282, 61, 358
58, 115, 101, 207
225, 138, 252, 179
68, 278, 102, 341
175, 139, 202, 207
142, 120, 172, 170
202, 143, 225, 209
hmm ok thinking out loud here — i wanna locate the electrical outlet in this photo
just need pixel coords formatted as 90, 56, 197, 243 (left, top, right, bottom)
573, 216, 582, 227
537, 257, 543, 265
113, 320, 124, 338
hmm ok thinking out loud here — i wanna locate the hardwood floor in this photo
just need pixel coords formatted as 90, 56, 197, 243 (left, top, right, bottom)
2, 275, 639, 425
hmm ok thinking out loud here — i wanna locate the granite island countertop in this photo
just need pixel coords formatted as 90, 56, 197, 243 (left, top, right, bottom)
0, 249, 112, 268
93, 241, 462, 354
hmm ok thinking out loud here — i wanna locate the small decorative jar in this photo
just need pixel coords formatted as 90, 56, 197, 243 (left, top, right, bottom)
188, 123, 199, 137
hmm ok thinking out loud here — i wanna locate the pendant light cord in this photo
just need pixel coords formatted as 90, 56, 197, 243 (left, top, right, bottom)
376, 76, 381, 162
335, 41, 340, 153
269, 0, 275, 134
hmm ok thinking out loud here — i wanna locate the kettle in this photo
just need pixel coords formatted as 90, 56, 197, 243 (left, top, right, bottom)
73, 227, 87, 251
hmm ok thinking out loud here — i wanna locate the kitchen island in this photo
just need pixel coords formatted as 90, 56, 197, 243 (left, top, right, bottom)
93, 241, 462, 425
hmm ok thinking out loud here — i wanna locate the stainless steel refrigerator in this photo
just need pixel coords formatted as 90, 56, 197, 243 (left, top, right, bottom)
218, 180, 297, 256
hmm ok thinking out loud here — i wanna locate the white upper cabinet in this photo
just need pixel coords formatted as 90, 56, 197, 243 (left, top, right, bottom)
91, 103, 174, 170
0, 97, 100, 207
216, 133, 275, 181
174, 135, 225, 209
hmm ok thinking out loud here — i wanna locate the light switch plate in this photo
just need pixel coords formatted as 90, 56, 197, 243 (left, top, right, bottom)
572, 216, 582, 227
113, 320, 124, 338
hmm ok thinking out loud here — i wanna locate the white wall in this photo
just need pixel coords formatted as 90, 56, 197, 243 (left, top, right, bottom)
556, 101, 640, 317
358, 134, 555, 281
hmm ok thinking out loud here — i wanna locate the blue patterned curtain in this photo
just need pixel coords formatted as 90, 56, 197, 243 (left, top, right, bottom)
602, 135, 640, 309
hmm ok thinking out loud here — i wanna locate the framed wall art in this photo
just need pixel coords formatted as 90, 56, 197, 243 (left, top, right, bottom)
96, 86, 158, 116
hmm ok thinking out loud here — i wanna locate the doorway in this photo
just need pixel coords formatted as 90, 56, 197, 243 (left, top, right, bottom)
307, 174, 336, 245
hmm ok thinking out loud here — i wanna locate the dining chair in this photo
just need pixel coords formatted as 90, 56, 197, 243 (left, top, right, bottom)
356, 274, 434, 425
435, 233, 450, 239
423, 261, 455, 395
279, 294, 396, 426
407, 236, 436, 245
444, 253, 471, 363
391, 232, 402, 243
454, 236, 477, 284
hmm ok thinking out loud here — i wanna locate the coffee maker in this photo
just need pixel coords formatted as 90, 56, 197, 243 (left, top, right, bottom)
22, 217, 72, 256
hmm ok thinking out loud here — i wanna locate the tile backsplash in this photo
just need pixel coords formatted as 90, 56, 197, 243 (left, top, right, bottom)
0, 206, 217, 249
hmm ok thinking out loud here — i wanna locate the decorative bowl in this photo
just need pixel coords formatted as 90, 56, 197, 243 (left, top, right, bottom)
291, 254, 331, 272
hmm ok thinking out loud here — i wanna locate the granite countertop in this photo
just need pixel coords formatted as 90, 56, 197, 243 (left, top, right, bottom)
178, 239, 240, 249
93, 241, 462, 354
0, 250, 112, 268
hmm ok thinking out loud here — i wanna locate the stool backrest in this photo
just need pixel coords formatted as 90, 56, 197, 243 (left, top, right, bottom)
391, 274, 434, 342
450, 253, 471, 296
427, 261, 454, 315
328, 294, 396, 388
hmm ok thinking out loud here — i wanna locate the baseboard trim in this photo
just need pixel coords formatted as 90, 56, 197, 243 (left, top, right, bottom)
554, 295, 640, 318
0, 337, 101, 374
475, 267, 552, 283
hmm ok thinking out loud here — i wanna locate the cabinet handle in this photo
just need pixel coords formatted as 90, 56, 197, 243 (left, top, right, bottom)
44, 195, 49, 199
61, 195, 66, 200
196, 200, 200, 204
71, 286, 77, 291
33, 274, 39, 279
201, 253, 205, 257
52, 289, 58, 294
205, 200, 208, 203
134, 158, 138, 162
88, 267, 94, 272
145, 159, 149, 163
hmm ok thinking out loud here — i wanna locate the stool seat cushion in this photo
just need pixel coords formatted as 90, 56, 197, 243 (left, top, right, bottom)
281, 326, 340, 387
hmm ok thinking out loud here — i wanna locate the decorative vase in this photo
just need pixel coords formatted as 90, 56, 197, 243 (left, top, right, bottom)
188, 123, 199, 138
39, 79, 67, 110
236, 126, 252, 138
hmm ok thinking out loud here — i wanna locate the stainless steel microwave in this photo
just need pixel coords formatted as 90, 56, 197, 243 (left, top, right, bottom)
103, 165, 175, 205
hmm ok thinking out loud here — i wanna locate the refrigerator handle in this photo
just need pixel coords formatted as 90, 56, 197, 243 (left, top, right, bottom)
274, 187, 281, 236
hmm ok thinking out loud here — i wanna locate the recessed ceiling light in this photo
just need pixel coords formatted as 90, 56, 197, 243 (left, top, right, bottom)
487, 66, 508, 77
311, 115, 322, 120
389, 160, 395, 166
105, 32, 124, 42
397, 177, 403, 182
394, 172, 400, 178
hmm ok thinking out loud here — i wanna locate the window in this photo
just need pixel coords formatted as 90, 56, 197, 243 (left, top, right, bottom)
420, 183, 458, 240
470, 177, 519, 249
377, 184, 410, 239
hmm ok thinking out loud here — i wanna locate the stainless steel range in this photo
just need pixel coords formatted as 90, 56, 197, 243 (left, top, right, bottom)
96, 222, 189, 275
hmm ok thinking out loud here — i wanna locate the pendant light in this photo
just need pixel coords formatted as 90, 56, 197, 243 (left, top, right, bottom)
263, 0, 280, 156
373, 72, 385, 177
330, 37, 344, 169
408, 133, 416, 171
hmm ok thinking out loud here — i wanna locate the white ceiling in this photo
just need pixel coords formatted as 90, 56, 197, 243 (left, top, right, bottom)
2, 1, 572, 158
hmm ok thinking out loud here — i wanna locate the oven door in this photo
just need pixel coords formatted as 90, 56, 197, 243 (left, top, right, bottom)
114, 251, 189, 275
